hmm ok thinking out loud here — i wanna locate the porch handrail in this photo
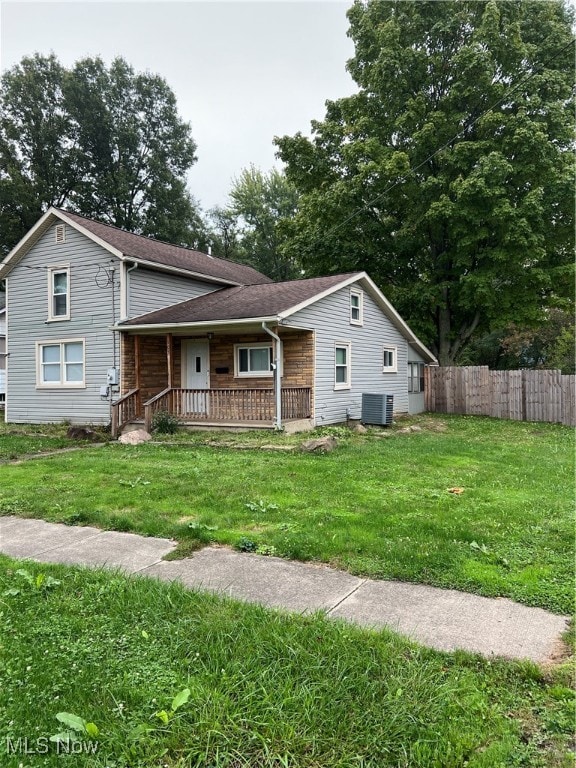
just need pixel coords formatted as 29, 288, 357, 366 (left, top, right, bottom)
140, 386, 312, 429
143, 387, 173, 432
111, 388, 140, 437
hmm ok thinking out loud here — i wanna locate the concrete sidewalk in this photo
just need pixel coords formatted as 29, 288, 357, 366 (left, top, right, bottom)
0, 516, 569, 663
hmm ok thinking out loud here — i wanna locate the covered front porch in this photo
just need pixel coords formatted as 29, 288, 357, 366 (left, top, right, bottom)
111, 325, 314, 435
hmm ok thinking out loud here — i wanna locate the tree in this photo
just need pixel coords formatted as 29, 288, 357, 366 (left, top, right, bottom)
207, 206, 242, 261
0, 54, 201, 254
224, 166, 300, 281
276, 0, 575, 364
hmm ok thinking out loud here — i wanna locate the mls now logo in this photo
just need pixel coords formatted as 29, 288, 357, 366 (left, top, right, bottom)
6, 736, 99, 755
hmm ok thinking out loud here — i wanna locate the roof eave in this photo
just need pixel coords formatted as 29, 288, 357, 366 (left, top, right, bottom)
277, 273, 365, 319
358, 274, 438, 364
0, 207, 123, 279
112, 315, 280, 332
122, 256, 243, 287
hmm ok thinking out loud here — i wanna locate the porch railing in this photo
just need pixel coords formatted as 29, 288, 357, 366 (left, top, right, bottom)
111, 389, 141, 437
144, 387, 311, 431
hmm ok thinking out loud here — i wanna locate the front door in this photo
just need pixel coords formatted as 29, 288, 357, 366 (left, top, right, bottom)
184, 341, 210, 415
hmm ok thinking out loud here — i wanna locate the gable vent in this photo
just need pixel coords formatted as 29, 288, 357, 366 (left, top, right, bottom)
55, 223, 66, 244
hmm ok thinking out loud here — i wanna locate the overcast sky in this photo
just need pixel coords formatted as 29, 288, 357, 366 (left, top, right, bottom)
0, 1, 357, 211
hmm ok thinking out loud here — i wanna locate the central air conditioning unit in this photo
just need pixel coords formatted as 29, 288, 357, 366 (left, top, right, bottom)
361, 393, 394, 426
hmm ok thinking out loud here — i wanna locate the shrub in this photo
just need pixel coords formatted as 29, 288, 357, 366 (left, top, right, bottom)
151, 410, 180, 434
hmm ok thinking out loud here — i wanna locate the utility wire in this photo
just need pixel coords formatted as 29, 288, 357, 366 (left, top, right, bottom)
314, 36, 575, 243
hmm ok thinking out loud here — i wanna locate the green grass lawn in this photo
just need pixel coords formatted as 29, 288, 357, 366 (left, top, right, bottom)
0, 556, 573, 768
0, 414, 109, 461
0, 415, 572, 613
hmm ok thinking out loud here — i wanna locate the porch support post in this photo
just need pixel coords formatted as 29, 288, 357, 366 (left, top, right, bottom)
134, 335, 141, 390
166, 333, 174, 415
134, 335, 141, 416
166, 333, 173, 388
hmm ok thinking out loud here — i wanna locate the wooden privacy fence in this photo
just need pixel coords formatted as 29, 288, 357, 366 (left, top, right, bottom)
425, 366, 575, 426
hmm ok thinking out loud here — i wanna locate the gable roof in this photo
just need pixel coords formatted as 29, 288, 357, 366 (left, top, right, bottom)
119, 271, 437, 364
0, 208, 272, 286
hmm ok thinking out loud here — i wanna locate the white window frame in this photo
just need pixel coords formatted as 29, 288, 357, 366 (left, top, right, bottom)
408, 362, 425, 393
234, 342, 273, 378
36, 339, 86, 388
350, 288, 363, 326
47, 265, 70, 321
382, 346, 397, 373
334, 342, 352, 390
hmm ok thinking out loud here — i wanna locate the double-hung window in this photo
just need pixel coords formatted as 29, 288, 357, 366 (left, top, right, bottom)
334, 342, 351, 390
350, 289, 363, 325
382, 346, 397, 373
408, 362, 425, 393
235, 343, 273, 377
37, 340, 85, 387
48, 266, 70, 321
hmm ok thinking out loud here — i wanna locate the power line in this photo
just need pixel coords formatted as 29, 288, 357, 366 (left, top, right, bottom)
314, 36, 575, 244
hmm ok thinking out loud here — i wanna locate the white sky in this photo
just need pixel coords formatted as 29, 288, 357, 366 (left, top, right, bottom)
0, 1, 357, 211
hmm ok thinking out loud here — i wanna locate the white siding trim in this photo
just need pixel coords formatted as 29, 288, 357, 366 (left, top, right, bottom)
54, 210, 124, 259
126, 257, 243, 287
0, 208, 123, 280
119, 261, 127, 320
116, 316, 278, 332
278, 273, 364, 319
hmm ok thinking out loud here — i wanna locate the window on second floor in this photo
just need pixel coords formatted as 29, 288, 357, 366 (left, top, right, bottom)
350, 289, 363, 325
48, 266, 70, 321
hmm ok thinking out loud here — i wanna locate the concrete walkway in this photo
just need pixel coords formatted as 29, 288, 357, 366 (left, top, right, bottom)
0, 516, 569, 664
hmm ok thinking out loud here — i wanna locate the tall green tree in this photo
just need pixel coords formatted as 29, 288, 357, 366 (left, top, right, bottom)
207, 206, 243, 261
276, 0, 575, 364
224, 166, 300, 280
0, 54, 201, 254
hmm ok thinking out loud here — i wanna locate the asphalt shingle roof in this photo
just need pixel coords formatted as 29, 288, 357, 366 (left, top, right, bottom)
122, 273, 361, 326
60, 210, 273, 286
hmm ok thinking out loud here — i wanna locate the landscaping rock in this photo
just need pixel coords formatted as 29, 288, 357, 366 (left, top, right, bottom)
118, 429, 152, 445
66, 426, 99, 441
300, 436, 337, 453
352, 424, 368, 434
260, 444, 297, 452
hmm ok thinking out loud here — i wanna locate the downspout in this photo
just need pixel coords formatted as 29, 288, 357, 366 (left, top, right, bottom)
262, 321, 283, 430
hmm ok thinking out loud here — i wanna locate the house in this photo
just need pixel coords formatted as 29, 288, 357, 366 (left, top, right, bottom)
0, 208, 437, 432
0, 295, 5, 407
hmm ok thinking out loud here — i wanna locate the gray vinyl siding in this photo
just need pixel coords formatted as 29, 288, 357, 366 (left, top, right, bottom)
128, 267, 218, 318
6, 223, 120, 424
0, 312, 5, 371
289, 284, 411, 425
